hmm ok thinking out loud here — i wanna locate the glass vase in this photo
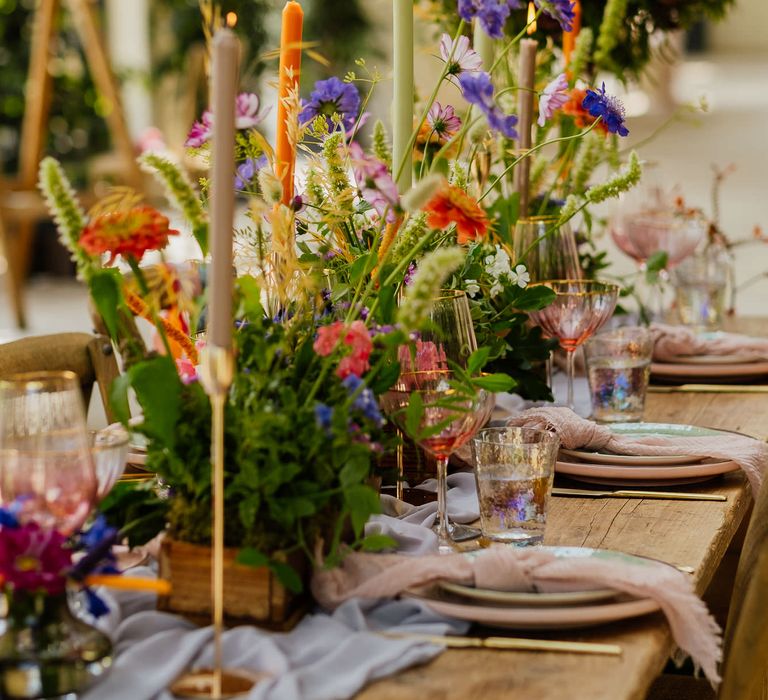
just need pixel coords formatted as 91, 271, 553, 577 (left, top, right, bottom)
0, 590, 112, 699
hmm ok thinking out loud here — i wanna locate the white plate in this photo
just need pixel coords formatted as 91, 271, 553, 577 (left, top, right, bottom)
665, 353, 764, 365
405, 547, 660, 630
559, 423, 720, 466
560, 448, 703, 467
438, 580, 618, 607
556, 456, 739, 482
651, 360, 768, 379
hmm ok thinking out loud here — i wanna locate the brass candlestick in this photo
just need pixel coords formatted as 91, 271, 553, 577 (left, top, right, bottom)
170, 346, 257, 700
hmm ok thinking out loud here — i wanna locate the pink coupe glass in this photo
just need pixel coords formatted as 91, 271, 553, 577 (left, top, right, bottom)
529, 280, 620, 410
0, 371, 97, 534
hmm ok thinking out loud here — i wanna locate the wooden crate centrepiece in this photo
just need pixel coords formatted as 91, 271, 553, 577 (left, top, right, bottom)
157, 538, 308, 631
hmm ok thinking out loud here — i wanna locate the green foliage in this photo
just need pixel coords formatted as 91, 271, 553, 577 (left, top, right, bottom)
88, 269, 124, 341
98, 480, 169, 548
139, 153, 208, 256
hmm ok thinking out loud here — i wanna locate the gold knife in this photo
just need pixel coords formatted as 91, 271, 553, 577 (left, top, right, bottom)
649, 384, 768, 394
552, 487, 726, 502
379, 632, 622, 656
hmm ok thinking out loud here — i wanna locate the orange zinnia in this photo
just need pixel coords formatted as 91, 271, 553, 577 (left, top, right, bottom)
80, 205, 179, 264
424, 183, 489, 244
562, 88, 608, 134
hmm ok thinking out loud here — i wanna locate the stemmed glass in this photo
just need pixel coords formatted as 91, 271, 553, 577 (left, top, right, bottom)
0, 371, 97, 535
528, 281, 620, 410
398, 289, 477, 373
381, 371, 494, 554
513, 217, 582, 282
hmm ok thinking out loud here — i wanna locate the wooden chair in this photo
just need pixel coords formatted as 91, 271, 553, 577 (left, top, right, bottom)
647, 481, 768, 699
0, 332, 120, 423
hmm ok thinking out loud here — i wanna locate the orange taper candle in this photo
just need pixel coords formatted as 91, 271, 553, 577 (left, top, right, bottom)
274, 1, 304, 206
562, 0, 581, 65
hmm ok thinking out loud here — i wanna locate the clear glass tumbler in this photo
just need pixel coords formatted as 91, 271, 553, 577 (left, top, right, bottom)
672, 246, 732, 332
584, 326, 653, 423
471, 427, 560, 546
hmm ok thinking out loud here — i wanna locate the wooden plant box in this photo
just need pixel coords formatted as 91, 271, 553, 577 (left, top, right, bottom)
157, 538, 309, 631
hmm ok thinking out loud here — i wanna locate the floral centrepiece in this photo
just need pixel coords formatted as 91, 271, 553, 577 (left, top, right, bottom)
39, 0, 645, 593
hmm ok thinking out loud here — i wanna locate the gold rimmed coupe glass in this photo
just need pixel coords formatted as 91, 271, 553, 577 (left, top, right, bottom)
528, 280, 620, 410
513, 216, 582, 283
0, 371, 97, 534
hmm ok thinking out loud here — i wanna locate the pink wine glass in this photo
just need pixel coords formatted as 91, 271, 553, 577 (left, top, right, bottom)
382, 371, 494, 554
0, 371, 97, 535
529, 280, 619, 410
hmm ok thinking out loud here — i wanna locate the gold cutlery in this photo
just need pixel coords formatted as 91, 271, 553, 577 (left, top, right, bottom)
379, 632, 622, 656
552, 487, 726, 502
649, 384, 768, 394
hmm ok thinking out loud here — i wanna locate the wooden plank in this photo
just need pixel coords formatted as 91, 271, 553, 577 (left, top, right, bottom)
357, 319, 766, 700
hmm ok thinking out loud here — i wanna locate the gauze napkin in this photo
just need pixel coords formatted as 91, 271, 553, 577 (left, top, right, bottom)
505, 406, 766, 495
651, 323, 768, 363
312, 545, 722, 684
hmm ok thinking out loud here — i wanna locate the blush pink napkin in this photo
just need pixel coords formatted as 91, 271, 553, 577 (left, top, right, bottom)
651, 323, 768, 362
312, 546, 722, 684
506, 406, 766, 495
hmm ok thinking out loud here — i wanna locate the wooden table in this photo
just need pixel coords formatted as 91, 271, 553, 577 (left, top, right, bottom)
358, 321, 765, 700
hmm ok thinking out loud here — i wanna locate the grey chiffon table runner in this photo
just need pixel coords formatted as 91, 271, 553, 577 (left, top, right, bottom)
82, 475, 479, 700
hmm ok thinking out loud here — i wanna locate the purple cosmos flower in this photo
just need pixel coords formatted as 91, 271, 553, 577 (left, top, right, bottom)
348, 142, 400, 223
234, 154, 269, 191
342, 375, 385, 426
439, 34, 483, 77
235, 92, 268, 129
0, 522, 71, 595
582, 83, 629, 136
427, 102, 462, 140
458, 0, 522, 39
537, 73, 569, 127
185, 111, 212, 148
300, 77, 361, 133
459, 72, 518, 138
534, 0, 575, 32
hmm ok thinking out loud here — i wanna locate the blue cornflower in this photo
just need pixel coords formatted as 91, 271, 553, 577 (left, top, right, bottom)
458, 0, 523, 39
69, 516, 120, 582
342, 375, 385, 426
534, 0, 575, 32
315, 403, 334, 432
300, 77, 361, 133
234, 154, 268, 191
0, 507, 19, 528
582, 83, 629, 137
83, 587, 110, 618
459, 72, 518, 138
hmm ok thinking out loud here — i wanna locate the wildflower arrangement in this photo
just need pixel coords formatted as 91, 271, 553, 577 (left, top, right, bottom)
39, 0, 646, 590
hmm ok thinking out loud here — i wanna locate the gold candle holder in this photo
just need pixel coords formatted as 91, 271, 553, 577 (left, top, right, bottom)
170, 345, 257, 700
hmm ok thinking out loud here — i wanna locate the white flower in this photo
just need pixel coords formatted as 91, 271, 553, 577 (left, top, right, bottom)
489, 281, 504, 298
484, 244, 512, 280
464, 279, 481, 298
439, 34, 482, 76
513, 264, 530, 288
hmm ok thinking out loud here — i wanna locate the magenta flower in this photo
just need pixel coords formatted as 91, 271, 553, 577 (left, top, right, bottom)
0, 523, 71, 595
537, 73, 569, 127
427, 102, 462, 141
348, 142, 400, 223
185, 92, 267, 148
439, 34, 483, 77
235, 92, 267, 129
185, 111, 212, 148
